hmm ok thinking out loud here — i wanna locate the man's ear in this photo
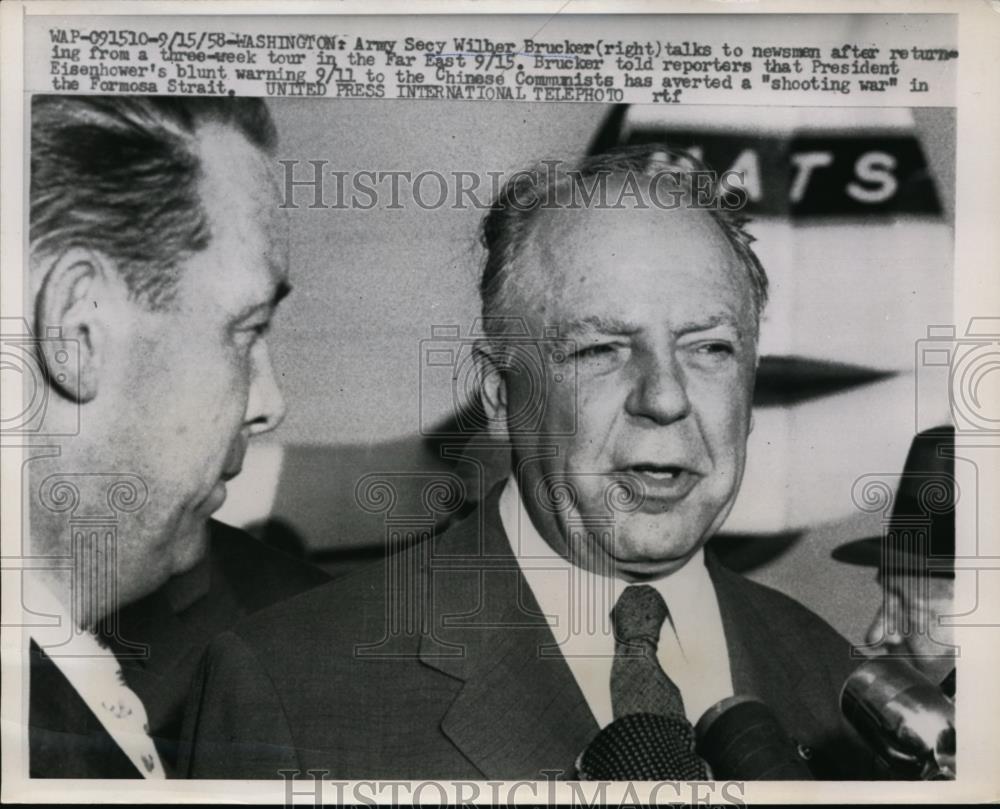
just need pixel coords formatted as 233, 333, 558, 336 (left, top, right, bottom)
34, 248, 119, 403
473, 339, 509, 439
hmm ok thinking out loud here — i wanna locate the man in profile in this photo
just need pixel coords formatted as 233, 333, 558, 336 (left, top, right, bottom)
23, 96, 326, 778
184, 146, 870, 780
835, 425, 957, 695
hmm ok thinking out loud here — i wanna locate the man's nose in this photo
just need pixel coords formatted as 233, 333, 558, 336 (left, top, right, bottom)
865, 603, 904, 652
865, 608, 888, 651
245, 343, 286, 435
624, 352, 691, 425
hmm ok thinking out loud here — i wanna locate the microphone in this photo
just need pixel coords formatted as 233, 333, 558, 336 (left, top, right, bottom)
939, 667, 956, 700
575, 713, 710, 780
840, 658, 955, 780
694, 696, 813, 780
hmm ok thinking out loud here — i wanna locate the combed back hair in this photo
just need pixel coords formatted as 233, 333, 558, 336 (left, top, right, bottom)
479, 144, 769, 339
30, 96, 278, 309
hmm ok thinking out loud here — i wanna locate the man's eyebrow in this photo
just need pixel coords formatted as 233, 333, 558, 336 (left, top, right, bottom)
674, 314, 742, 336
558, 314, 744, 338
558, 316, 639, 336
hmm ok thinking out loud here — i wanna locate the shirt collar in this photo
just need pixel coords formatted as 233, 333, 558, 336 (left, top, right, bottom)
24, 574, 167, 778
498, 476, 735, 725
498, 475, 715, 653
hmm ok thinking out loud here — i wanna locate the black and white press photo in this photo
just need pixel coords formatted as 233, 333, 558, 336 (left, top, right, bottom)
1, 4, 997, 806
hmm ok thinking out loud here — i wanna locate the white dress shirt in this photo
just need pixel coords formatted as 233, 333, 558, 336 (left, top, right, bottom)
26, 575, 166, 778
498, 476, 734, 728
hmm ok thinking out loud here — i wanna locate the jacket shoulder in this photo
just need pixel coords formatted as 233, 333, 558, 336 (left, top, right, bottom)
226, 546, 418, 656
712, 558, 858, 680
206, 519, 331, 609
223, 503, 494, 664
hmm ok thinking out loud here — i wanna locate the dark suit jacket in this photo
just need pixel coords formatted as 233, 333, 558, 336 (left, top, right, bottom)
183, 490, 876, 780
29, 519, 328, 778
29, 641, 143, 779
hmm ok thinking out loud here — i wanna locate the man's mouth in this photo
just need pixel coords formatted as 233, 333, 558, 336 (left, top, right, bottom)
221, 437, 248, 483
620, 463, 702, 505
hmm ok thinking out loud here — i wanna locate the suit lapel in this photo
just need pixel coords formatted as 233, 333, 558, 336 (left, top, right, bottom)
417, 500, 826, 777
109, 578, 200, 721
29, 642, 142, 778
706, 553, 820, 736
419, 490, 599, 779
103, 551, 223, 770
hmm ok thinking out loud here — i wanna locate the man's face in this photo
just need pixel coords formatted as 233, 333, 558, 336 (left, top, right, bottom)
100, 125, 288, 602
496, 188, 758, 580
865, 572, 956, 683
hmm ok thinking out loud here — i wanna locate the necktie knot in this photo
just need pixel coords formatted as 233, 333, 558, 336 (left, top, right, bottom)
612, 584, 669, 647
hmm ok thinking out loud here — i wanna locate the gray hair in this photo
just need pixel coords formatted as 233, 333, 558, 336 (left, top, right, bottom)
479, 144, 768, 336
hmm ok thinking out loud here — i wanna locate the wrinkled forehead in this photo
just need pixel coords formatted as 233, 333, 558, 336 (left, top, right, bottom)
532, 184, 733, 252
515, 188, 750, 314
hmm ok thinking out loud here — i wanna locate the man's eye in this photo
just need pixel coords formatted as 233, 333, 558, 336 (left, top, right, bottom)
680, 340, 738, 371
699, 341, 734, 355
573, 343, 625, 363
569, 342, 628, 373
689, 340, 735, 360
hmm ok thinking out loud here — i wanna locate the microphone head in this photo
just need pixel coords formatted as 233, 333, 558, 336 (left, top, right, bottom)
575, 713, 710, 781
841, 658, 955, 779
695, 696, 813, 780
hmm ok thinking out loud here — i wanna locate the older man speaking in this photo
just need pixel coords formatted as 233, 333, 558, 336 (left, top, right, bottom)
184, 146, 870, 780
